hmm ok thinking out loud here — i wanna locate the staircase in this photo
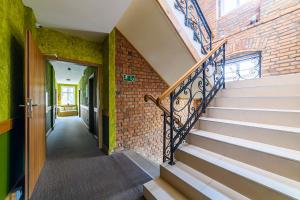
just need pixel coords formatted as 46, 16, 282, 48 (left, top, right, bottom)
144, 73, 300, 200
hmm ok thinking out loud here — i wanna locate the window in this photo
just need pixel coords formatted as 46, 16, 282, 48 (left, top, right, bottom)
225, 52, 261, 82
219, 0, 250, 17
61, 86, 75, 105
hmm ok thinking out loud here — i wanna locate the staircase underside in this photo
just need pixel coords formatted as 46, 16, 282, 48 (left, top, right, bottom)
116, 0, 196, 85
144, 73, 300, 200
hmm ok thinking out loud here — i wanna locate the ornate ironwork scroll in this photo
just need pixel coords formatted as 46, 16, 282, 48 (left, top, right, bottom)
225, 52, 261, 82
174, 0, 212, 54
163, 43, 226, 164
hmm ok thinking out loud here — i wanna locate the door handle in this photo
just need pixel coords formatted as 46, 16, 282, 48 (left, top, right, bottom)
18, 103, 38, 107
20, 99, 38, 118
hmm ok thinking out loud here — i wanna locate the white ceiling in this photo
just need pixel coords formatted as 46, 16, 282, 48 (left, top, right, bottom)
51, 61, 86, 84
23, 0, 133, 42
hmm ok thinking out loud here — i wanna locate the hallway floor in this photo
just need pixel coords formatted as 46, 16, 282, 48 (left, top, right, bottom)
30, 116, 152, 200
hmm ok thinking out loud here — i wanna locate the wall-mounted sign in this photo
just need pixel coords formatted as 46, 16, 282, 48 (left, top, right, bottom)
123, 74, 136, 82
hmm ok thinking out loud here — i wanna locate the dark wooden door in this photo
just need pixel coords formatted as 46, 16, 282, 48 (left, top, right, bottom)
89, 77, 95, 133
25, 31, 46, 199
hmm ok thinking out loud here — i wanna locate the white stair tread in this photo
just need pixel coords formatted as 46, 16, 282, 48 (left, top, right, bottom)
207, 106, 300, 113
200, 117, 300, 133
226, 74, 300, 88
221, 84, 300, 91
144, 178, 188, 200
215, 96, 300, 99
189, 130, 300, 162
179, 144, 300, 199
163, 162, 250, 200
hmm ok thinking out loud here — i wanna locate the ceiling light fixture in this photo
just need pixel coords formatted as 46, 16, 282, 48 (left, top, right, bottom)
35, 23, 43, 29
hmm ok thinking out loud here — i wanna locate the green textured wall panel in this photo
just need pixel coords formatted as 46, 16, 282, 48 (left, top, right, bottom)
45, 62, 55, 132
37, 28, 103, 65
24, 7, 37, 39
108, 30, 116, 153
0, 0, 103, 198
102, 29, 116, 153
0, 0, 26, 198
79, 67, 97, 106
0, 134, 9, 200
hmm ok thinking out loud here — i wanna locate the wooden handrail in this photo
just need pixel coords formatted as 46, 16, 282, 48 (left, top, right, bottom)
158, 39, 227, 102
144, 95, 183, 126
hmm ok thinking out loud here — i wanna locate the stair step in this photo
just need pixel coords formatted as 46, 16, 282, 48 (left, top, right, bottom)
218, 84, 300, 98
226, 73, 300, 89
144, 178, 188, 200
198, 117, 300, 151
206, 106, 300, 128
188, 130, 300, 181
160, 162, 250, 200
176, 144, 300, 200
211, 96, 300, 110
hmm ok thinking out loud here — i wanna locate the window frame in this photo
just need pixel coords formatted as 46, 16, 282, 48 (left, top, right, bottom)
61, 86, 76, 105
218, 0, 250, 17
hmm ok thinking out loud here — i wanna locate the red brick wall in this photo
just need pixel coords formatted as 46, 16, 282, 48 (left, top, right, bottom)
198, 0, 300, 76
115, 30, 169, 163
260, 0, 300, 17
226, 9, 300, 75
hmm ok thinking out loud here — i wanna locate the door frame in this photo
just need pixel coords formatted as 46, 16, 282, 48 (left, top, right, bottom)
45, 56, 103, 149
88, 73, 95, 134
24, 33, 104, 200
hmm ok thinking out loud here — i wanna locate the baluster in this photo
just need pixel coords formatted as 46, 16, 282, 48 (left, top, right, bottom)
209, 33, 212, 51
222, 44, 226, 89
213, 61, 216, 85
258, 52, 262, 78
202, 62, 206, 112
163, 112, 167, 162
169, 92, 175, 165
185, 0, 189, 26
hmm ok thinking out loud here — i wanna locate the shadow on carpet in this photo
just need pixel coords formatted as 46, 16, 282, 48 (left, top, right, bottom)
30, 153, 151, 200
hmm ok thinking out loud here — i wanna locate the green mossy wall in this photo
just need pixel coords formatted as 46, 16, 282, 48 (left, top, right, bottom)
57, 84, 78, 106
0, 0, 30, 198
0, 0, 103, 198
79, 67, 97, 106
45, 62, 56, 132
46, 62, 55, 107
102, 30, 116, 153
37, 28, 103, 65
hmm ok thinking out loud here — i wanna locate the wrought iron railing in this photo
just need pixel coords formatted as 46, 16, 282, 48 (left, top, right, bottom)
225, 52, 261, 82
174, 0, 213, 54
145, 40, 227, 164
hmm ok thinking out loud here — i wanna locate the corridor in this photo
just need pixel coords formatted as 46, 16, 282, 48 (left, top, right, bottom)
30, 117, 152, 200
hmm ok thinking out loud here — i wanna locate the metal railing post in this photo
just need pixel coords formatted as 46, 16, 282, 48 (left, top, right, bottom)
169, 92, 175, 165
185, 0, 189, 26
202, 62, 206, 112
222, 44, 226, 89
163, 112, 167, 163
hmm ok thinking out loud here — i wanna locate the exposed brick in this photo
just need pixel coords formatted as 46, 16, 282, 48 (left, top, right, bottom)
199, 0, 300, 76
115, 30, 168, 163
